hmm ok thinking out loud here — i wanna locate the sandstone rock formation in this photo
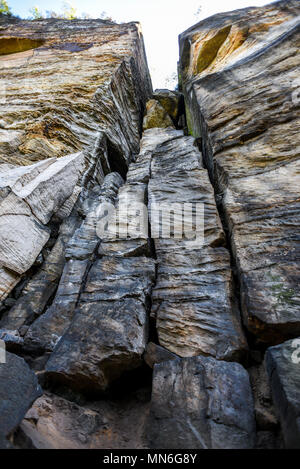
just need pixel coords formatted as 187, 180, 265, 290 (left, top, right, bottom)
0, 0, 299, 450
0, 352, 42, 448
265, 338, 300, 448
143, 99, 175, 130
148, 356, 256, 449
0, 17, 151, 167
179, 0, 300, 345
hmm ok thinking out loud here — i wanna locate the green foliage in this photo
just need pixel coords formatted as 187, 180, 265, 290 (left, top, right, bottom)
0, 0, 12, 16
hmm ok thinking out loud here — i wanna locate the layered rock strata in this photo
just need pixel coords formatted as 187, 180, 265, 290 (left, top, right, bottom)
148, 356, 256, 449
179, 0, 300, 344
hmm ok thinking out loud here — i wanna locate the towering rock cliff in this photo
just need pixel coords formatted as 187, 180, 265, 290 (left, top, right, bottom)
179, 0, 300, 448
0, 0, 299, 450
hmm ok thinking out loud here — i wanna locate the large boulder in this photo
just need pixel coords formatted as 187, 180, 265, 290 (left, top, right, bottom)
0, 153, 84, 301
0, 18, 152, 167
0, 352, 42, 448
143, 99, 175, 130
153, 89, 183, 125
265, 338, 300, 448
179, 0, 300, 344
45, 257, 156, 393
148, 356, 256, 449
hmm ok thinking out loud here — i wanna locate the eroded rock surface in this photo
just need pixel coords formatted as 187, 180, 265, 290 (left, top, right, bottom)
0, 352, 42, 448
0, 1, 298, 451
179, 0, 300, 344
265, 338, 300, 448
0, 18, 152, 167
148, 356, 256, 449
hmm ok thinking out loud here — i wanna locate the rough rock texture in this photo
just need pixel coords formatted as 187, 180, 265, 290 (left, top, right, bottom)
1, 1, 299, 451
147, 129, 247, 361
143, 99, 175, 130
148, 356, 256, 449
17, 391, 150, 449
248, 363, 278, 432
144, 342, 178, 369
0, 352, 42, 448
23, 172, 123, 353
45, 257, 156, 393
265, 338, 300, 448
0, 152, 84, 302
0, 18, 152, 167
153, 89, 183, 127
179, 0, 300, 344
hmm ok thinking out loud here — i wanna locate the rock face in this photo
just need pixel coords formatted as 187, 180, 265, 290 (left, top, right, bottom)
143, 99, 175, 130
45, 257, 156, 393
153, 89, 183, 127
148, 356, 256, 449
0, 153, 84, 303
265, 339, 300, 448
0, 352, 42, 448
179, 0, 300, 344
17, 391, 150, 449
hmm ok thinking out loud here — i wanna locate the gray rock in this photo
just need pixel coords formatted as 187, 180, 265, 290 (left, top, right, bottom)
265, 338, 300, 448
148, 356, 256, 449
24, 172, 124, 353
248, 363, 278, 431
45, 257, 156, 392
0, 214, 79, 331
0, 352, 42, 448
143, 99, 175, 130
144, 342, 178, 368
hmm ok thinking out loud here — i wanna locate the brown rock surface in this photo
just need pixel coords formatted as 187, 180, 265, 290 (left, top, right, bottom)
0, 18, 152, 166
179, 0, 300, 344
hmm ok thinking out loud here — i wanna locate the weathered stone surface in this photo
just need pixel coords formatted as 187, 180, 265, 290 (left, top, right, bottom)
24, 172, 123, 353
265, 338, 300, 448
0, 214, 79, 331
148, 356, 256, 449
99, 181, 150, 257
248, 363, 278, 431
66, 172, 123, 261
23, 258, 89, 353
144, 342, 178, 369
143, 99, 175, 130
179, 0, 300, 343
0, 152, 84, 301
45, 257, 156, 392
19, 390, 150, 449
153, 89, 182, 125
0, 18, 152, 167
0, 352, 42, 448
147, 129, 247, 360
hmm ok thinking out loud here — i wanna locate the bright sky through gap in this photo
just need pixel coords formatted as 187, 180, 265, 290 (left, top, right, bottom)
9, 0, 270, 89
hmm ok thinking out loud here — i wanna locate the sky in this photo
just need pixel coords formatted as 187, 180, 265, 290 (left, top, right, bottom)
8, 0, 270, 88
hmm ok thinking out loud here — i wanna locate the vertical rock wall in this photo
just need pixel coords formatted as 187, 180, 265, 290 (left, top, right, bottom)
179, 0, 300, 448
